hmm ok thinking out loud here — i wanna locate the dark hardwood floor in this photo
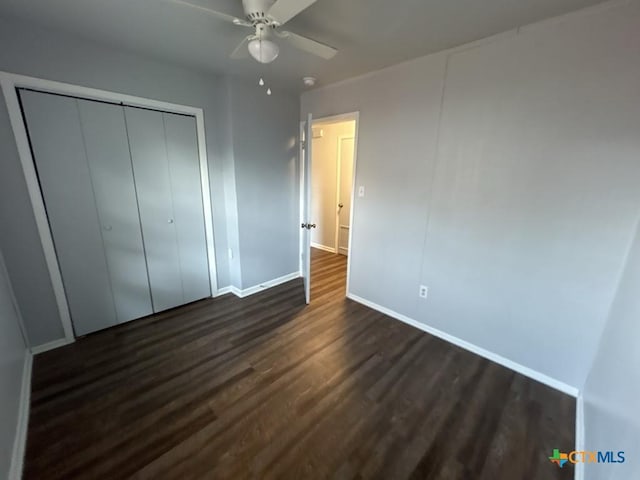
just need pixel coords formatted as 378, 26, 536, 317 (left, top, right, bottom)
26, 248, 575, 479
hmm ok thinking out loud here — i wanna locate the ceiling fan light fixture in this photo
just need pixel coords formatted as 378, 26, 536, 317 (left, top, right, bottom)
302, 76, 316, 87
173, 0, 338, 64
248, 38, 280, 64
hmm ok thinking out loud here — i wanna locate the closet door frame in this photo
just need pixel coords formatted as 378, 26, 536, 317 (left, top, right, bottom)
0, 71, 219, 346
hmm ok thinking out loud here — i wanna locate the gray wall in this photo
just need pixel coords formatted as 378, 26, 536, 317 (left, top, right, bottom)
0, 249, 28, 478
303, 51, 448, 316
228, 79, 300, 289
583, 217, 640, 480
219, 79, 243, 289
0, 16, 299, 345
301, 0, 640, 390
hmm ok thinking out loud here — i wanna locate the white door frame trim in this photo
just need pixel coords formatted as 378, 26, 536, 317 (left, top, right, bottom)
303, 111, 360, 297
0, 71, 219, 344
298, 120, 306, 277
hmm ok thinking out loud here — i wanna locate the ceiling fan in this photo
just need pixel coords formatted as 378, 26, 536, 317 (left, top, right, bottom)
172, 0, 338, 64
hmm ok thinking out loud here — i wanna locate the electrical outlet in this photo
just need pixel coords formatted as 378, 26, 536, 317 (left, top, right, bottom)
419, 285, 428, 299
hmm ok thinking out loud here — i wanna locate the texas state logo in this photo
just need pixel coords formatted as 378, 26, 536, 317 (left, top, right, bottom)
549, 449, 569, 468
549, 448, 625, 468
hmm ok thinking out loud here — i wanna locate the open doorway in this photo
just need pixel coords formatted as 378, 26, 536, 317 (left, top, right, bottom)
300, 112, 358, 304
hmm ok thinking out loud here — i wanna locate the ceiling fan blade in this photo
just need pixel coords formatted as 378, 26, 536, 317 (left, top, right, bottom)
279, 31, 337, 60
230, 35, 252, 59
170, 0, 251, 26
267, 0, 317, 25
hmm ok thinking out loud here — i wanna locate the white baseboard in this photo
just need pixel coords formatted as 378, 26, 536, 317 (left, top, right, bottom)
213, 286, 233, 297
9, 350, 32, 480
30, 337, 72, 355
231, 272, 301, 298
346, 293, 579, 398
31, 273, 301, 354
311, 242, 336, 254
575, 393, 585, 480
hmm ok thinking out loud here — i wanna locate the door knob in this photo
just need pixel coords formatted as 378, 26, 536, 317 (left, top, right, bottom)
168, 219, 174, 224
338, 203, 344, 208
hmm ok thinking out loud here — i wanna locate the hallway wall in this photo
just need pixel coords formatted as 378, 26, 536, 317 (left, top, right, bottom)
311, 120, 356, 252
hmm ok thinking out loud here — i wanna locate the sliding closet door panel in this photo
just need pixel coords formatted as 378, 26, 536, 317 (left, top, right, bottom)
20, 90, 117, 336
77, 100, 153, 323
125, 107, 183, 312
164, 113, 211, 303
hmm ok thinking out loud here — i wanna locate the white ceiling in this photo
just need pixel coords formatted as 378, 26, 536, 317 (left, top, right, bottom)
0, 0, 605, 92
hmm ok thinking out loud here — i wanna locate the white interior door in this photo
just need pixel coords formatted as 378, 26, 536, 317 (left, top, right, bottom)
125, 107, 184, 312
338, 136, 355, 256
20, 90, 119, 336
163, 113, 211, 303
77, 99, 154, 324
301, 114, 313, 304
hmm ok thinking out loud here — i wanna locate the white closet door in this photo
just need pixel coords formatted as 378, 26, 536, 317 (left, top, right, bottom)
20, 90, 118, 336
77, 100, 154, 322
125, 107, 183, 312
163, 113, 211, 303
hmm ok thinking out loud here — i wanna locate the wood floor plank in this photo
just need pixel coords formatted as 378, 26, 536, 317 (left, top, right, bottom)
25, 248, 575, 479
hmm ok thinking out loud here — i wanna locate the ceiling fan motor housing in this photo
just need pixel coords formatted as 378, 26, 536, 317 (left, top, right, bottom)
242, 0, 277, 24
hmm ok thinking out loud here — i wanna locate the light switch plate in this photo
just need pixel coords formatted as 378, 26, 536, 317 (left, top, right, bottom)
358, 186, 365, 198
